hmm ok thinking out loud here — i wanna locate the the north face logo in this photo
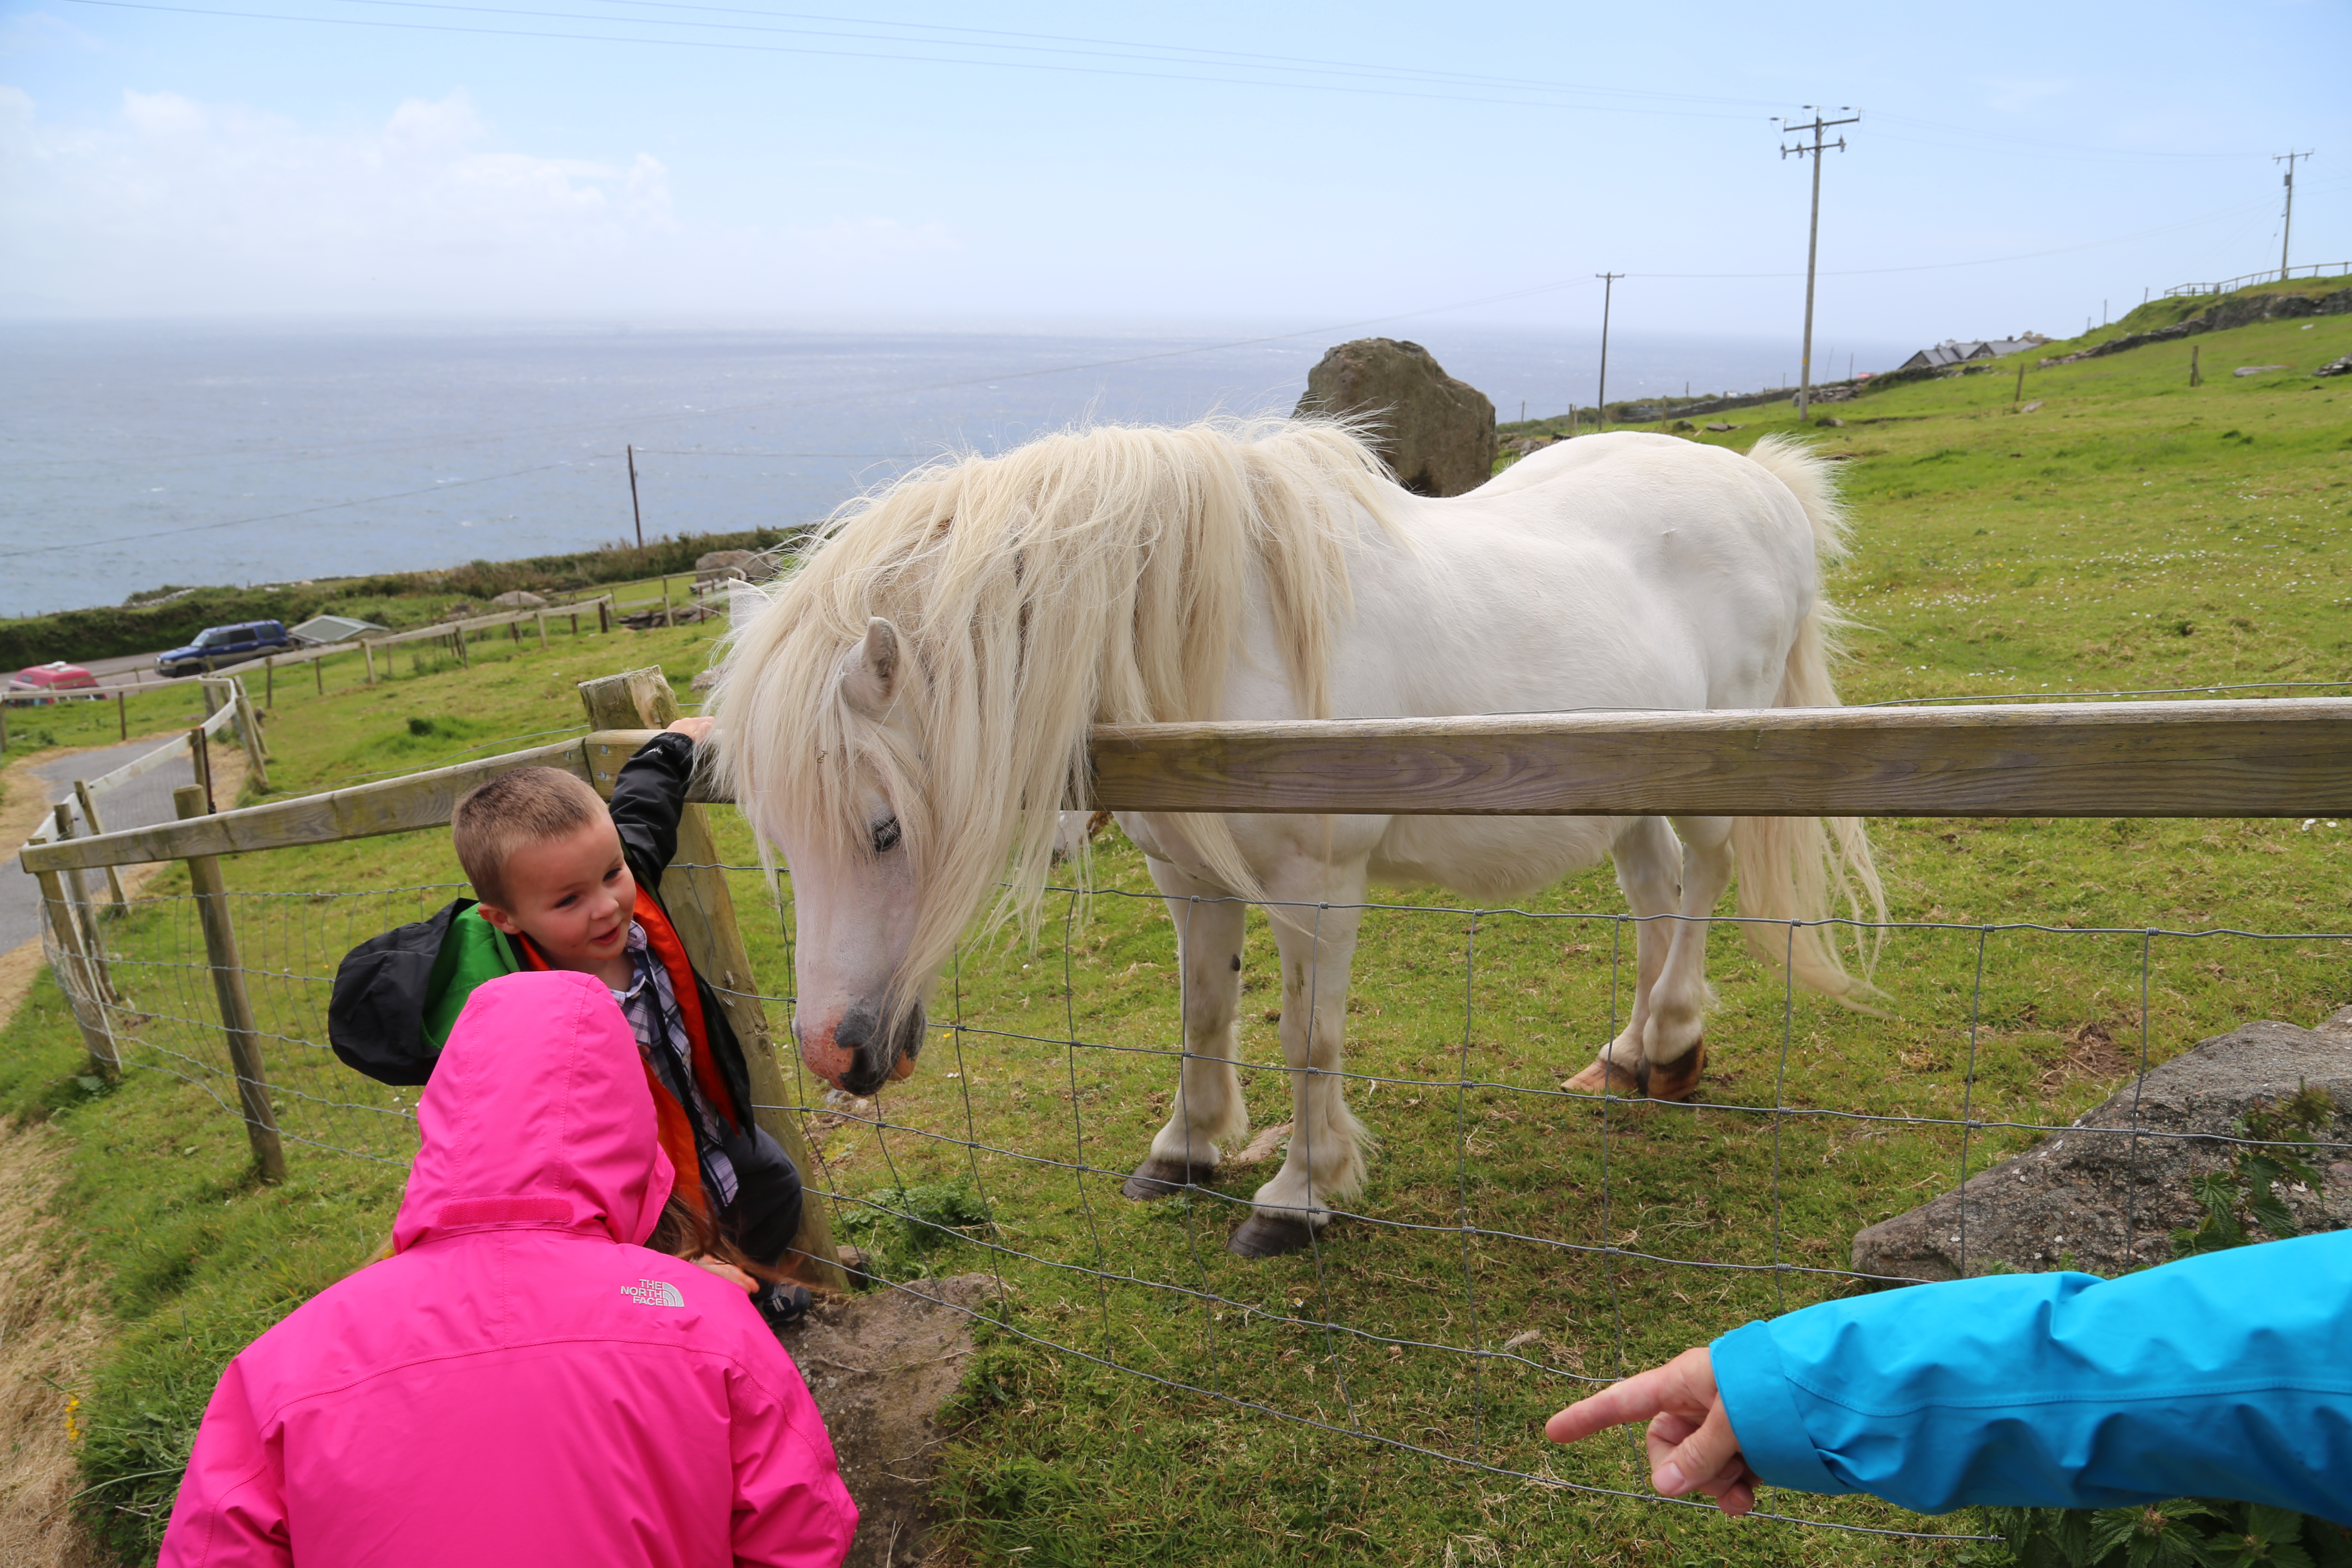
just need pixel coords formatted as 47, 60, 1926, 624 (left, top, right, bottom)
620, 1278, 685, 1308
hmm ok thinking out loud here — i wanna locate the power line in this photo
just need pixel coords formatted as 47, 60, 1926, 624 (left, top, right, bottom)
1779, 107, 1858, 425
61, 0, 1773, 119
3, 187, 2286, 485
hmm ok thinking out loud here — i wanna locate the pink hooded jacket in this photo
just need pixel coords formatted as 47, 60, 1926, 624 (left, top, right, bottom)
159, 970, 857, 1568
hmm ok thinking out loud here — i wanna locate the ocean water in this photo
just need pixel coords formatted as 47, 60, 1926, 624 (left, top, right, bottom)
0, 319, 1893, 618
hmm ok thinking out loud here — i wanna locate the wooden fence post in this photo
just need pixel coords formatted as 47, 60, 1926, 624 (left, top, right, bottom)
72, 779, 130, 910
49, 804, 121, 1011
191, 725, 214, 815
31, 858, 120, 1081
536, 609, 548, 652
230, 680, 271, 793
576, 668, 846, 1293
263, 656, 274, 709
173, 785, 287, 1183
363, 640, 377, 686
117, 689, 127, 742
314, 654, 324, 697
598, 599, 611, 635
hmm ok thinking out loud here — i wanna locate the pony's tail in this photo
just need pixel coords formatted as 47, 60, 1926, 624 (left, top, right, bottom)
1730, 436, 1888, 1003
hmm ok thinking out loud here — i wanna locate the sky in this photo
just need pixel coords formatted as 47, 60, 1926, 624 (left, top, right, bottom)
3, 1, 2347, 349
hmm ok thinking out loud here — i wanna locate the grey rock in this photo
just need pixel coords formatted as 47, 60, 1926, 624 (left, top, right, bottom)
1850, 1009, 2352, 1284
2313, 354, 2352, 378
488, 589, 547, 608
786, 1273, 994, 1568
1294, 338, 1497, 497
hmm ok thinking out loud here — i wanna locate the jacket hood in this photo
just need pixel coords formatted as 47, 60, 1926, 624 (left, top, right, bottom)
393, 971, 674, 1253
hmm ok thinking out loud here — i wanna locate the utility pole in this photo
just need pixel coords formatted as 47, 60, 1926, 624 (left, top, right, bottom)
2275, 150, 2313, 281
1779, 107, 1859, 424
627, 444, 644, 551
1594, 273, 1624, 432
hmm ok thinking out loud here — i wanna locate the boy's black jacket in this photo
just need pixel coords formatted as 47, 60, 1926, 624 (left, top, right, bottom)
327, 732, 758, 1129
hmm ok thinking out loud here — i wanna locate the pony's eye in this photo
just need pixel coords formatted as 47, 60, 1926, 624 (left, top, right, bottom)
871, 817, 902, 855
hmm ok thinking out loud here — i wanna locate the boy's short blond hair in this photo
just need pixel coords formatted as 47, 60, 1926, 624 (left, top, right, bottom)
451, 767, 609, 908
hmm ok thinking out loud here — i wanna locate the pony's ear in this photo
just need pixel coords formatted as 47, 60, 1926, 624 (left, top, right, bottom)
839, 617, 901, 717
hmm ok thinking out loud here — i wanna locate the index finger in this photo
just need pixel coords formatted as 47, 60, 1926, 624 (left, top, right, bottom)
1544, 1366, 1677, 1446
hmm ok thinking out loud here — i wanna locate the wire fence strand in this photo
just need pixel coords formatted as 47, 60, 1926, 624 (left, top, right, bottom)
33, 852, 2352, 1544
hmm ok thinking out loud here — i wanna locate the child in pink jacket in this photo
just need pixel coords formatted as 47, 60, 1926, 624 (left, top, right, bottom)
159, 970, 858, 1568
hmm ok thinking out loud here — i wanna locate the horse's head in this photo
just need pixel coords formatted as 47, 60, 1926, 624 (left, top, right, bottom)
719, 418, 1391, 1099
761, 616, 929, 1096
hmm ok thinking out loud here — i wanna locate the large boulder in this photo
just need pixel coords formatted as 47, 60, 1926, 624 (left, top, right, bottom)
1293, 339, 1497, 496
489, 589, 547, 608
1851, 1007, 2352, 1283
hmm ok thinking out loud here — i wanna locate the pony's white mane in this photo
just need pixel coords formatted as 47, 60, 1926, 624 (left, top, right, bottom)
714, 415, 1404, 1016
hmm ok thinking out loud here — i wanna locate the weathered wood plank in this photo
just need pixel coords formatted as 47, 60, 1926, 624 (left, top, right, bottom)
1085, 699, 2352, 818
31, 698, 2352, 875
81, 729, 193, 798
21, 737, 612, 873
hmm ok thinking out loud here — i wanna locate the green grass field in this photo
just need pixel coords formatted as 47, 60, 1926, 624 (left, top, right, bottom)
3, 292, 2347, 1565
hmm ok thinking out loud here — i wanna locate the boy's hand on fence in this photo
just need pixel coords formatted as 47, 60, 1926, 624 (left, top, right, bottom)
1544, 1347, 1758, 1516
689, 1255, 757, 1293
664, 717, 715, 745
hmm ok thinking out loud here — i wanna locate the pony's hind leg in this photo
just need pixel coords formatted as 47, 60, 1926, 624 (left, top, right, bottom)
1639, 815, 1737, 1102
1565, 816, 1678, 1097
1124, 860, 1252, 1200
1231, 878, 1371, 1259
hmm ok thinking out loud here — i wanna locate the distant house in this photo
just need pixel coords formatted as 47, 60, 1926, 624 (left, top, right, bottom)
287, 613, 390, 645
1896, 334, 2052, 372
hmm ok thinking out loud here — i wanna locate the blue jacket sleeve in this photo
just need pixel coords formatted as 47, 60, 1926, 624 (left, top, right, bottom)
1710, 1230, 2352, 1522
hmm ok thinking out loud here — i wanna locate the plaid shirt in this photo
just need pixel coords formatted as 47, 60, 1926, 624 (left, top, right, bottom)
609, 922, 738, 1207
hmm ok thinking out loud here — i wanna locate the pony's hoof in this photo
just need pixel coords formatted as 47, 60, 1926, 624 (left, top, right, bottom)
1563, 1058, 1642, 1097
1227, 1213, 1317, 1258
1644, 1040, 1707, 1102
1122, 1157, 1216, 1200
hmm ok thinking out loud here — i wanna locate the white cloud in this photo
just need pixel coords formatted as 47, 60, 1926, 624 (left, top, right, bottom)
0, 86, 683, 312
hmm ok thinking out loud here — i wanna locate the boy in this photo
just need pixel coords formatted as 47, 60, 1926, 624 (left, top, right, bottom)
330, 717, 814, 1325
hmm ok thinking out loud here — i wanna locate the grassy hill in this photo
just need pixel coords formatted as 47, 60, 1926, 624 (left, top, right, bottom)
3, 294, 2347, 1565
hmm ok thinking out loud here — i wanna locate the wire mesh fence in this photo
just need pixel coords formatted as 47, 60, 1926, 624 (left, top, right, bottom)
38, 836, 2349, 1543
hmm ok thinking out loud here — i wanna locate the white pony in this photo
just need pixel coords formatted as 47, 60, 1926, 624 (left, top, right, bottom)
716, 419, 1883, 1257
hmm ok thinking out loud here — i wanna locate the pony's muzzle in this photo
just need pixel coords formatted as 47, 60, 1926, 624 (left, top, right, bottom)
799, 1001, 925, 1096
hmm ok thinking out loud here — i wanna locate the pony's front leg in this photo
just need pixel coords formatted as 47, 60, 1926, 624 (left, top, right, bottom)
1638, 815, 1737, 1102
1230, 885, 1371, 1259
1566, 816, 1678, 1097
1123, 859, 1251, 1200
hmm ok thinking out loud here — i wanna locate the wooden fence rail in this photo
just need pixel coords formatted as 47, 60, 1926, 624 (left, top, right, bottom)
20, 697, 2352, 879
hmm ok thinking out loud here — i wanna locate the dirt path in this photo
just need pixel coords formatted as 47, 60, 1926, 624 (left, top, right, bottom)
0, 1118, 108, 1568
0, 741, 248, 1565
0, 744, 248, 1029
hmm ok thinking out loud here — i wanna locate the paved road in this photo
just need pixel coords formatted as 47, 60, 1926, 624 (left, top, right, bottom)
0, 739, 199, 954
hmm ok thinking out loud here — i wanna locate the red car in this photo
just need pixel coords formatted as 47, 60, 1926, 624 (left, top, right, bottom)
6, 661, 103, 705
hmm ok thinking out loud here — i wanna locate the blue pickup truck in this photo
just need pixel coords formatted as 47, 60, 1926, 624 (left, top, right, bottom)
156, 620, 296, 678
